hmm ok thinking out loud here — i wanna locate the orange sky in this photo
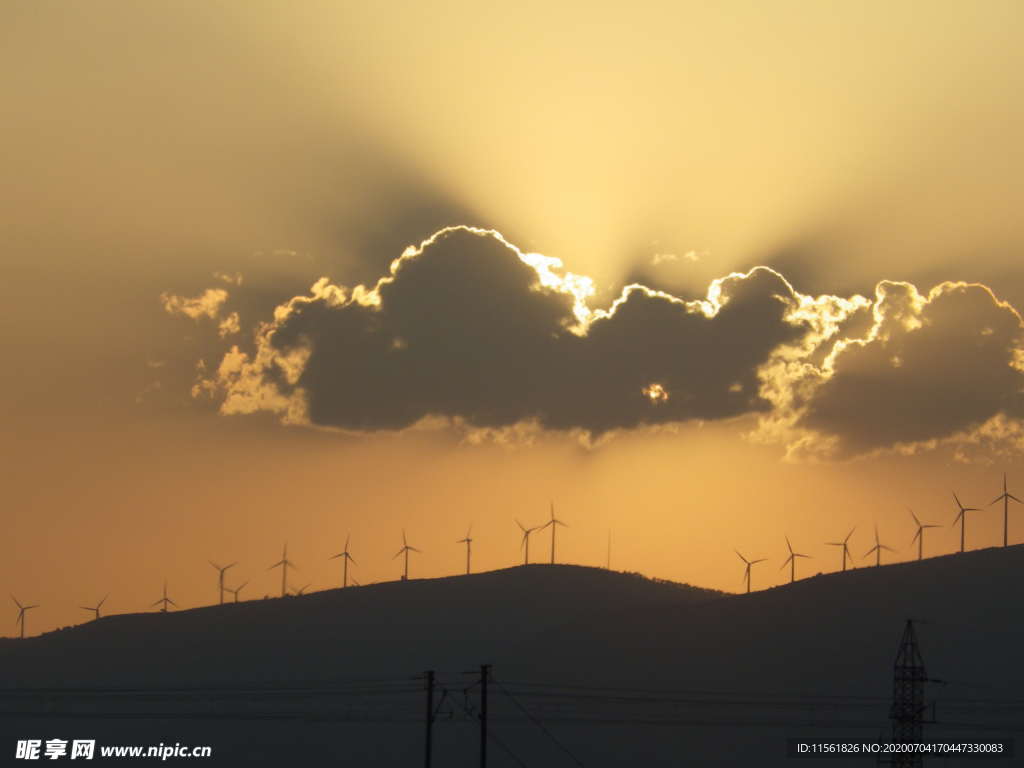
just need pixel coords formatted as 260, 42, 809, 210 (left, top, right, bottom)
3, 1, 1024, 636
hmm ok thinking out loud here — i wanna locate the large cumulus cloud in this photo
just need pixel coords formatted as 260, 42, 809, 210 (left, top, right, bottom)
169, 226, 1024, 460
763, 280, 1024, 459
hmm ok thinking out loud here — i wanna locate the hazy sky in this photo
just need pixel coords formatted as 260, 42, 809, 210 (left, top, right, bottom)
3, 1, 1024, 635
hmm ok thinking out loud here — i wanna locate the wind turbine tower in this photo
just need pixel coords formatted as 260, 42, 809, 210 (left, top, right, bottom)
227, 582, 248, 603
516, 519, 538, 566
209, 561, 237, 605
456, 525, 473, 575
826, 527, 856, 572
864, 524, 895, 567
542, 502, 567, 564
909, 509, 940, 561
951, 493, 980, 553
80, 594, 108, 621
735, 550, 766, 594
12, 596, 38, 639
269, 544, 297, 598
989, 473, 1022, 548
394, 530, 421, 580
152, 582, 175, 613
330, 534, 357, 587
780, 536, 810, 584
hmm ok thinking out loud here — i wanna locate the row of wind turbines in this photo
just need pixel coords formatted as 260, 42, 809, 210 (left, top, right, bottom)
8, 504, 570, 638
10, 476, 1019, 637
735, 475, 1021, 593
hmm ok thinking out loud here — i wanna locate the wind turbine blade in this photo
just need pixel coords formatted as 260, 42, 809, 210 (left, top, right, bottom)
881, 545, 896, 552
735, 550, 749, 564
952, 510, 964, 525
239, 582, 248, 589
845, 527, 856, 543
1009, 494, 1023, 503
785, 536, 793, 554
151, 598, 163, 607
393, 549, 404, 559
751, 558, 767, 565
780, 555, 792, 569
909, 508, 921, 526
910, 529, 921, 545
409, 546, 421, 553
269, 561, 283, 570
348, 554, 357, 565
345, 533, 350, 550
226, 562, 237, 570
516, 519, 526, 532
210, 561, 221, 570
330, 553, 341, 559
167, 598, 176, 606
99, 594, 108, 608
402, 529, 408, 547
864, 546, 879, 557
923, 524, 942, 529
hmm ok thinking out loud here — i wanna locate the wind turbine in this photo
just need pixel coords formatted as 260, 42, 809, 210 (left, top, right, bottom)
516, 519, 538, 566
291, 583, 312, 596
780, 536, 810, 584
329, 534, 357, 587
226, 582, 248, 603
540, 502, 567, 564
456, 525, 473, 575
268, 544, 297, 598
863, 524, 895, 567
393, 529, 420, 580
989, 473, 1022, 548
735, 550, 766, 594
952, 492, 981, 553
12, 596, 38, 639
152, 582, 175, 613
826, 527, 856, 572
209, 561, 237, 605
909, 508, 940, 561
80, 594, 108, 621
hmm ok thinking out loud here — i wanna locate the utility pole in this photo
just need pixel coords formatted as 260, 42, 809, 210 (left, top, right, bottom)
480, 664, 490, 768
424, 670, 434, 768
887, 620, 936, 768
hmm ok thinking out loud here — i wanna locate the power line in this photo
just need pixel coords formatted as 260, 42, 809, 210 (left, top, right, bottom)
493, 674, 585, 767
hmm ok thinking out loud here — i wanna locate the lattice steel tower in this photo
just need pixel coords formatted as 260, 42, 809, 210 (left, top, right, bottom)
888, 619, 932, 767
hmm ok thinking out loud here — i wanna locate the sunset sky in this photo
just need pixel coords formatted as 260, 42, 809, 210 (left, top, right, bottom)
4, 1, 1024, 636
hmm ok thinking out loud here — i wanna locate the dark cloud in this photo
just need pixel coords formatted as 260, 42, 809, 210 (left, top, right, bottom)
794, 282, 1024, 457
196, 228, 808, 437
177, 228, 1024, 460
545, 269, 802, 433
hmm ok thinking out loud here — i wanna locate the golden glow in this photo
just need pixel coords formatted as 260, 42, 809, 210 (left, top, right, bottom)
642, 383, 669, 404
3, 2, 1024, 639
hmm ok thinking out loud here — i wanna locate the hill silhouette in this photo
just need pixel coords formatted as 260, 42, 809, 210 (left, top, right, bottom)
1, 553, 1021, 766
